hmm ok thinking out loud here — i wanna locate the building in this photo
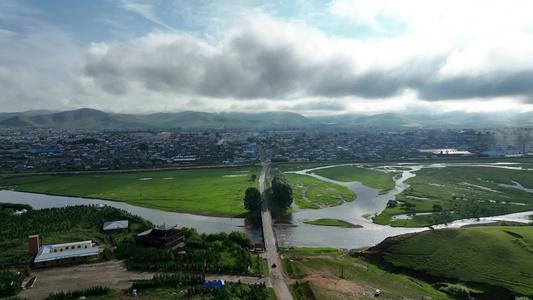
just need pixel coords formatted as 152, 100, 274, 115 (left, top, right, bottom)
33, 240, 99, 267
102, 220, 129, 233
135, 223, 184, 249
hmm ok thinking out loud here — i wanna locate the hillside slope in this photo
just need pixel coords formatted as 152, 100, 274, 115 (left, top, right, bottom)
366, 227, 533, 297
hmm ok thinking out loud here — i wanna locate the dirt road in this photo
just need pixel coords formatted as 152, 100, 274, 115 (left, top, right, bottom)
18, 260, 270, 300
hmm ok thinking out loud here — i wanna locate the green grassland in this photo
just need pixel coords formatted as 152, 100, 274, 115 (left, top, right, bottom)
286, 173, 356, 209
280, 247, 452, 300
375, 166, 533, 226
312, 165, 396, 190
0, 167, 260, 216
377, 226, 533, 297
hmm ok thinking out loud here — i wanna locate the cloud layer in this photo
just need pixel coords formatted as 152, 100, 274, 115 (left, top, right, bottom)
3, 0, 533, 115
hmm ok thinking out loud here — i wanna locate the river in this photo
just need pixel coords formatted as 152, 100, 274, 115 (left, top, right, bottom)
2, 162, 532, 249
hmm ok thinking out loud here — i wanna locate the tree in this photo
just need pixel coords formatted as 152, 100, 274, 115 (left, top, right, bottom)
243, 187, 262, 211
229, 231, 253, 248
272, 173, 293, 209
432, 204, 443, 211
251, 174, 257, 182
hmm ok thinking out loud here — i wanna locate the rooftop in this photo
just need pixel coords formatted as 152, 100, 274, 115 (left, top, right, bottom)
34, 246, 99, 263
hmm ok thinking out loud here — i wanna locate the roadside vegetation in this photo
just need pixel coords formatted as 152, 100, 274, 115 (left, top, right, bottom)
375, 165, 533, 227
286, 173, 356, 209
365, 226, 533, 299
0, 166, 260, 216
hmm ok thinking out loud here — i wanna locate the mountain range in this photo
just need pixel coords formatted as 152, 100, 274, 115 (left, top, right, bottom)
1, 108, 532, 130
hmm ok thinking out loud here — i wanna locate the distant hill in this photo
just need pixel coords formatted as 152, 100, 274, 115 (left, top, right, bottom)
0, 108, 532, 129
0, 108, 318, 129
340, 112, 527, 129
0, 110, 59, 122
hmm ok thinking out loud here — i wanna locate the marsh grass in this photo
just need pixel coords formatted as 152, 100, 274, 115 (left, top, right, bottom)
376, 166, 533, 226
286, 173, 356, 209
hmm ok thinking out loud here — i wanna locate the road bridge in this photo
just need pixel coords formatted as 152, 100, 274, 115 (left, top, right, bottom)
259, 158, 293, 300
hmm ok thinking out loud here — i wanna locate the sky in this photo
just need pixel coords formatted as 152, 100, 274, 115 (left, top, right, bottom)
2, 0, 533, 117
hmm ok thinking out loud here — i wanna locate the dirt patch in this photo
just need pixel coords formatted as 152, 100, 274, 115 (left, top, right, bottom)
288, 272, 372, 296
18, 260, 270, 300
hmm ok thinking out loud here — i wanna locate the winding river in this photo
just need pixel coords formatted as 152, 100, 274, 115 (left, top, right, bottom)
2, 162, 532, 249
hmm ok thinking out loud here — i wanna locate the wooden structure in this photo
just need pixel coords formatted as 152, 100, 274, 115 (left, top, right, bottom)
135, 223, 184, 249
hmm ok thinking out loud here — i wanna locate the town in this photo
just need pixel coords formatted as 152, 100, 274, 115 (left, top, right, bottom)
0, 127, 530, 173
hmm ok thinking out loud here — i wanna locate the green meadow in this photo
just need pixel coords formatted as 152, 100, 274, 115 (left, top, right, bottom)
285, 173, 356, 209
0, 167, 260, 216
379, 226, 533, 297
375, 165, 533, 226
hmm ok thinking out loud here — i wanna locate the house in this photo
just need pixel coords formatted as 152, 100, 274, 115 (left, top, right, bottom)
135, 223, 184, 249
102, 220, 129, 233
33, 240, 99, 267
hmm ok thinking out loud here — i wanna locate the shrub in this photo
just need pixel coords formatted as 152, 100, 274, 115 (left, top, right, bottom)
103, 248, 112, 261
439, 284, 470, 299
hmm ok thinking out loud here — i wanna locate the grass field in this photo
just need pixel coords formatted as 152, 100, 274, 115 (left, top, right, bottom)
0, 167, 260, 216
378, 226, 533, 297
286, 173, 356, 209
312, 165, 396, 190
280, 247, 452, 300
374, 165, 533, 226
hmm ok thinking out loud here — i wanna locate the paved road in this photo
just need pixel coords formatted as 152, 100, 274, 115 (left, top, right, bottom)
259, 161, 293, 300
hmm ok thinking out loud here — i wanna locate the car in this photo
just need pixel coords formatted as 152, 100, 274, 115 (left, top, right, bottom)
271, 263, 277, 268
374, 289, 381, 297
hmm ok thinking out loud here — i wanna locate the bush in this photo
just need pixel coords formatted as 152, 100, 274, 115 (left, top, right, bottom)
229, 231, 252, 249
44, 286, 112, 299
103, 248, 112, 261
439, 284, 470, 299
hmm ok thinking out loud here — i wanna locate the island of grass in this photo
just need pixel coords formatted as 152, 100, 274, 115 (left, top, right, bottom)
285, 173, 356, 209
304, 218, 362, 228
374, 165, 533, 227
0, 166, 260, 217
311, 165, 397, 190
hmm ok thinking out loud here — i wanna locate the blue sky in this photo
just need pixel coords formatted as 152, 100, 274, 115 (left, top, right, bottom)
2, 0, 533, 116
